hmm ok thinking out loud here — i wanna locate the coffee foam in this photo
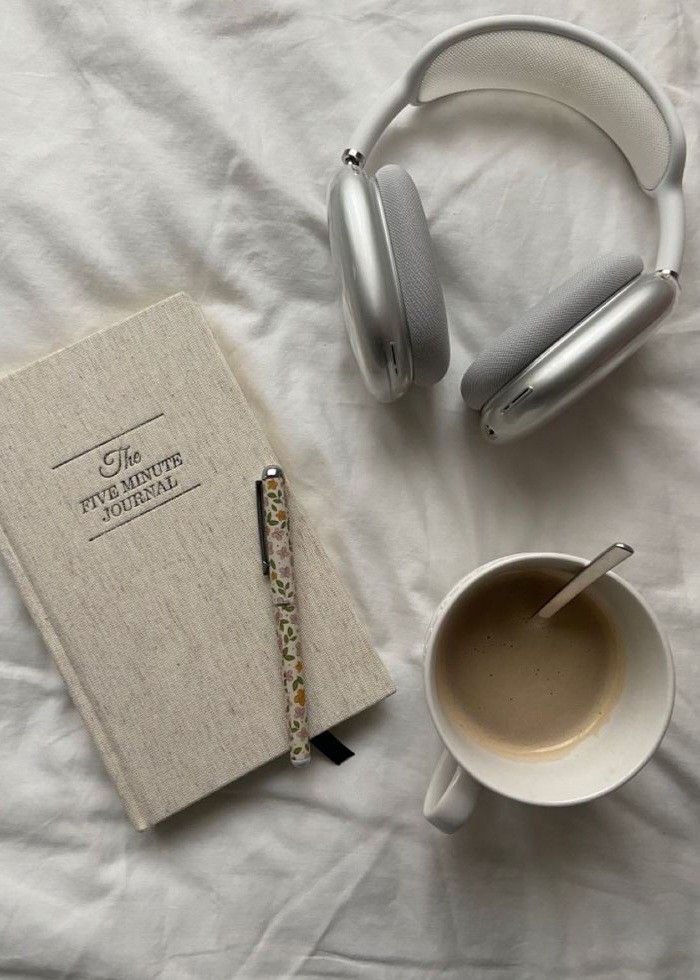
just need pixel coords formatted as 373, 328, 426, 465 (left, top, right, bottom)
435, 569, 625, 760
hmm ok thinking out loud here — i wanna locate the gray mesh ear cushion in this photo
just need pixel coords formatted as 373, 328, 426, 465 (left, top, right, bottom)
375, 165, 449, 386
461, 253, 644, 410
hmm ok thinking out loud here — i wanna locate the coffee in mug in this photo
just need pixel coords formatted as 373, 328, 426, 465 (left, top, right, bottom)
436, 569, 625, 759
423, 554, 674, 833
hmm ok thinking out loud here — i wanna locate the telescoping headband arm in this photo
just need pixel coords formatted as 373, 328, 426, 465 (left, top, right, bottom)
343, 16, 686, 275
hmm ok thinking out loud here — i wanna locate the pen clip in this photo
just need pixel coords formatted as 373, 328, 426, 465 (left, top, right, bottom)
255, 479, 270, 576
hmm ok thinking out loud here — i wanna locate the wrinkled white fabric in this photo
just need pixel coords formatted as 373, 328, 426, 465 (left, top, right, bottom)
1, 2, 699, 978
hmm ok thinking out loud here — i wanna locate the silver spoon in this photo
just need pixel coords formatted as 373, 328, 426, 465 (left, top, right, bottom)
535, 543, 634, 620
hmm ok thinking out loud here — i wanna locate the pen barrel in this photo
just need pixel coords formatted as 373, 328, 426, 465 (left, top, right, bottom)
261, 472, 311, 767
273, 600, 311, 766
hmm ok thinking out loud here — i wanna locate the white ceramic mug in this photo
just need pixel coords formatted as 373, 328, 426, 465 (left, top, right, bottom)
423, 553, 674, 833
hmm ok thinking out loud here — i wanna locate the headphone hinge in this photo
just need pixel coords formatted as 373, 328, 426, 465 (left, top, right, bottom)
341, 148, 366, 168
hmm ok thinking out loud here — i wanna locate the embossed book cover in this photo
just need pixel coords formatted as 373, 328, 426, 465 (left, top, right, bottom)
0, 294, 394, 828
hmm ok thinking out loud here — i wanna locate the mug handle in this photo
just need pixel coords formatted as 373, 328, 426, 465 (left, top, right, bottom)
423, 749, 480, 833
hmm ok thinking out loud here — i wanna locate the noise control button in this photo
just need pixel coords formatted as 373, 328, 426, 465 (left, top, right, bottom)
501, 386, 534, 413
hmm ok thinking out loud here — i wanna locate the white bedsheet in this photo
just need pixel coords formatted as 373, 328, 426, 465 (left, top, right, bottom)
1, 2, 699, 977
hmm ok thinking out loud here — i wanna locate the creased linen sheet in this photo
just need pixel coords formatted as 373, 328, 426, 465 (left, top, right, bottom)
1, 2, 699, 978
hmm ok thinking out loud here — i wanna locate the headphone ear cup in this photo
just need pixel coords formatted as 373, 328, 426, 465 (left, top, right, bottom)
375, 165, 450, 386
461, 253, 644, 410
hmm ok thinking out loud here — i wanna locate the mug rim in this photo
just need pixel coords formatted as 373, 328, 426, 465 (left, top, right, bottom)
424, 552, 675, 807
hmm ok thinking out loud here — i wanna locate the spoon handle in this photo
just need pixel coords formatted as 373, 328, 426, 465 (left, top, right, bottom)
536, 543, 634, 620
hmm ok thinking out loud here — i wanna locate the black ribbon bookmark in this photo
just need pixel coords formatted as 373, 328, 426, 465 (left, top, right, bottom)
311, 731, 355, 765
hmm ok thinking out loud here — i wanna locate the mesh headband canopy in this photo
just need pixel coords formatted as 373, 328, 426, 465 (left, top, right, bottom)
414, 29, 672, 192
345, 18, 685, 272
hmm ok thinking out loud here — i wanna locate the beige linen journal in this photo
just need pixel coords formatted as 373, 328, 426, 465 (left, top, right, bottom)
0, 294, 394, 829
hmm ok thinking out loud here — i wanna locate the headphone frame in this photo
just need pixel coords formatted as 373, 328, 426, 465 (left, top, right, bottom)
327, 16, 686, 441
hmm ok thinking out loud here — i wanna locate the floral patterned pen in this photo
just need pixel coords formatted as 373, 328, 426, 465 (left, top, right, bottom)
255, 466, 311, 767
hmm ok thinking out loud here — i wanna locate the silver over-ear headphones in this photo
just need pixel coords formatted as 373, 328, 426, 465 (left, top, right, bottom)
327, 16, 686, 442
